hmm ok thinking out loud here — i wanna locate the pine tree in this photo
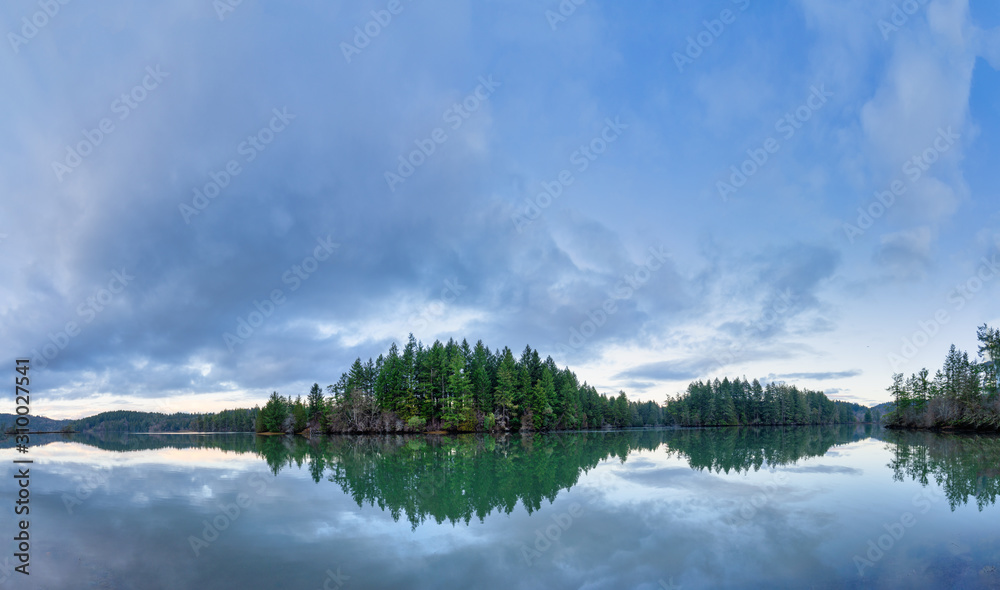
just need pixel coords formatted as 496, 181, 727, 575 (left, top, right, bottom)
529, 366, 555, 430
494, 348, 518, 427
977, 324, 1000, 398
292, 396, 308, 432
262, 392, 287, 433
443, 352, 471, 429
613, 391, 629, 427
307, 383, 324, 419
717, 385, 737, 425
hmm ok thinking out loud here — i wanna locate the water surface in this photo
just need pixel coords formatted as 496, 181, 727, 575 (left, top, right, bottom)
2, 426, 999, 589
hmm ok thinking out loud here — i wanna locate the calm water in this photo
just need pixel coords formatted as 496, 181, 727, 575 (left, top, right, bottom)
2, 426, 999, 589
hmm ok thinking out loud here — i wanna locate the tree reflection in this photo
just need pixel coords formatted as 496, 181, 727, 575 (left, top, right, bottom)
29, 425, 977, 528
661, 424, 868, 474
882, 430, 1000, 511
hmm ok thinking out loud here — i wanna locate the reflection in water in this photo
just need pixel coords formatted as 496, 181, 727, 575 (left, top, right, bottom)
318, 426, 874, 529
19, 425, 872, 528
4, 426, 1000, 589
882, 429, 1000, 511
0, 430, 261, 453
660, 424, 871, 474
13, 427, 998, 521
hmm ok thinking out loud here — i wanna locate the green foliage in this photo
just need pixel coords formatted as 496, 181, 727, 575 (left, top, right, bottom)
261, 391, 288, 433
292, 396, 308, 432
884, 324, 1000, 431
885, 429, 1000, 510
665, 378, 862, 427
219, 426, 873, 528
69, 408, 260, 434
307, 383, 325, 419
274, 335, 679, 433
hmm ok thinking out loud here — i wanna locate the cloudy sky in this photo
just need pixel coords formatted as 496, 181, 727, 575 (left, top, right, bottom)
2, 0, 999, 418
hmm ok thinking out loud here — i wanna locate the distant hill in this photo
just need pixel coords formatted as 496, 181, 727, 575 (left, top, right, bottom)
68, 409, 257, 433
1, 407, 258, 434
0, 413, 72, 432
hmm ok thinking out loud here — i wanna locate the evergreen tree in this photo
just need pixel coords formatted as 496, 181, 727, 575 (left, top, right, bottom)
292, 395, 308, 432
470, 347, 492, 415
978, 324, 1000, 398
262, 392, 287, 433
494, 348, 518, 427
307, 383, 325, 419
529, 366, 555, 430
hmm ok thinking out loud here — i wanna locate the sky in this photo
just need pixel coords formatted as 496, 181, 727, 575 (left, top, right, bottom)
2, 0, 999, 419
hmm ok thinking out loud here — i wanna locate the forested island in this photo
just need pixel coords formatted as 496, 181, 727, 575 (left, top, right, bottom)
3, 335, 889, 436
252, 336, 868, 434
885, 324, 1000, 431
663, 378, 866, 426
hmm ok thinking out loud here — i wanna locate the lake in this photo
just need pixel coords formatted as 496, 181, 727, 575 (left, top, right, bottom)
2, 426, 999, 589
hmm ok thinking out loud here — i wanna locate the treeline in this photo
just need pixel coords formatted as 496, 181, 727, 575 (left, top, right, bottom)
0, 413, 71, 433
69, 408, 259, 433
886, 324, 1000, 431
663, 377, 865, 426
257, 335, 668, 434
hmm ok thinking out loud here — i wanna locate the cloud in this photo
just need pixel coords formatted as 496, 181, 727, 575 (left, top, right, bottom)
782, 465, 863, 475
614, 361, 706, 383
772, 370, 862, 380
873, 226, 934, 280
1, 1, 997, 415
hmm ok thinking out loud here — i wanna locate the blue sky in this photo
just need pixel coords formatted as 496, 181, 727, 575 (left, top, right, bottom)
2, 0, 999, 418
